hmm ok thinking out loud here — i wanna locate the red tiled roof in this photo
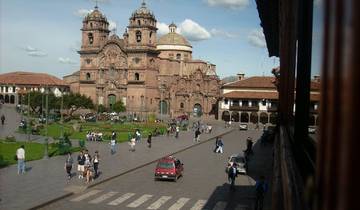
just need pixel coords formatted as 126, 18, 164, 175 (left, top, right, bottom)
223, 91, 279, 99
0, 71, 67, 86
223, 76, 276, 89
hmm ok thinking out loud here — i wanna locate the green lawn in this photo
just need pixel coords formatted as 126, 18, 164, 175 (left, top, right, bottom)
0, 140, 81, 168
37, 122, 167, 142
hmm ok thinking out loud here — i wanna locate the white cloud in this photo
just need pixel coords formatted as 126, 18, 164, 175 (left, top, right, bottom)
177, 19, 211, 41
69, 41, 81, 53
21, 45, 47, 57
23, 45, 38, 52
58, 57, 77, 64
74, 9, 93, 18
210, 28, 238, 38
156, 22, 169, 36
108, 20, 117, 31
205, 0, 250, 10
248, 28, 266, 48
27, 51, 47, 57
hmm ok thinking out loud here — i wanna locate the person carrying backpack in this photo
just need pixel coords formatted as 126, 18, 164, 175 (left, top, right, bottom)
255, 175, 268, 210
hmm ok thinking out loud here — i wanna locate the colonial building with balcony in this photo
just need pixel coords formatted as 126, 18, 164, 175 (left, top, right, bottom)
0, 71, 69, 105
219, 73, 320, 125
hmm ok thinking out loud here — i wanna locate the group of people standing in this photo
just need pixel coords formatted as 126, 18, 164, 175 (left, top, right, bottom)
64, 149, 100, 183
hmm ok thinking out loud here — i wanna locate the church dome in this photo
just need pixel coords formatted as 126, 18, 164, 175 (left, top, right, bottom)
157, 23, 192, 52
158, 33, 191, 47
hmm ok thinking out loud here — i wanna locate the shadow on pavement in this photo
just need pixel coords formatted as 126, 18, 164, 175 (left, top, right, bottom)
203, 132, 274, 210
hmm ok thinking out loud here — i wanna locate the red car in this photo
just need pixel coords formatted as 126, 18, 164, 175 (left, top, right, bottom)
154, 156, 184, 182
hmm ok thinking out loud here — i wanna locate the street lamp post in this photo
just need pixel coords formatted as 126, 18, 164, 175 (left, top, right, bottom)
27, 91, 30, 141
60, 88, 64, 139
160, 85, 163, 122
44, 86, 49, 159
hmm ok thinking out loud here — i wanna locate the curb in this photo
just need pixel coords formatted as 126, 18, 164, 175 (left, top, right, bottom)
29, 128, 235, 210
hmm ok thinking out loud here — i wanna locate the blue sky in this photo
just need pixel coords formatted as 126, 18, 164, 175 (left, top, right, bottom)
0, 0, 322, 79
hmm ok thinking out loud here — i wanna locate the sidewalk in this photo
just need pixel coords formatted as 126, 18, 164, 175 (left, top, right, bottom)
0, 125, 233, 210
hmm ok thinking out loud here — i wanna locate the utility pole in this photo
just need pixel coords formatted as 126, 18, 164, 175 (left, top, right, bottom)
44, 86, 49, 159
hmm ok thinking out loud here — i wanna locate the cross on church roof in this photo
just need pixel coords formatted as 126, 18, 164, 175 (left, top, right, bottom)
94, 0, 99, 9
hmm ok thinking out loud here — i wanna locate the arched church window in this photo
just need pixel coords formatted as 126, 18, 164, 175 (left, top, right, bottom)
180, 102, 184, 109
88, 33, 93, 45
135, 73, 140, 81
136, 31, 142, 43
176, 53, 181, 60
86, 73, 91, 80
138, 20, 141, 26
90, 22, 93, 28
149, 31, 152, 44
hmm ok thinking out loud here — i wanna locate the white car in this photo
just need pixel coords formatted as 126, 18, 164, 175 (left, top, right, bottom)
226, 154, 248, 175
239, 123, 248, 130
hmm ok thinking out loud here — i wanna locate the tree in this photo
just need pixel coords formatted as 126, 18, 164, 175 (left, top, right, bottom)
113, 100, 126, 113
63, 93, 94, 116
24, 91, 58, 115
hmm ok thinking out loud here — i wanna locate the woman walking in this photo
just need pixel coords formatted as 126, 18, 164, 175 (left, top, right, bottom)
93, 151, 100, 178
64, 152, 73, 180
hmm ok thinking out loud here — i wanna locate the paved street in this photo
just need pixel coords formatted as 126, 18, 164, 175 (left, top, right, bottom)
40, 130, 273, 210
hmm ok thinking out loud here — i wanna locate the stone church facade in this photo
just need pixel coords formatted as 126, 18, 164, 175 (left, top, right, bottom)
64, 2, 220, 119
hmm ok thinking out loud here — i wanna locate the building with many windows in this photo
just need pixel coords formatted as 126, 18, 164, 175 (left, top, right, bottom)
0, 71, 69, 104
219, 73, 320, 125
64, 2, 220, 119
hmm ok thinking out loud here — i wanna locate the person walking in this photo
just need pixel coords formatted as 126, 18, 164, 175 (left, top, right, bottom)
1, 114, 5, 125
77, 151, 85, 179
228, 163, 237, 189
111, 130, 117, 141
110, 138, 116, 155
215, 137, 224, 153
64, 152, 73, 180
147, 133, 152, 148
129, 137, 136, 152
16, 145, 25, 174
93, 151, 100, 178
194, 128, 201, 142
254, 176, 268, 210
214, 137, 219, 152
135, 130, 141, 142
175, 126, 180, 138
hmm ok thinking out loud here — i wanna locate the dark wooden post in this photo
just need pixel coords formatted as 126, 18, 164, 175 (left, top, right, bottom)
317, 0, 360, 210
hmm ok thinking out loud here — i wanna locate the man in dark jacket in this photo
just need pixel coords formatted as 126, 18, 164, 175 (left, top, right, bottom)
228, 163, 237, 189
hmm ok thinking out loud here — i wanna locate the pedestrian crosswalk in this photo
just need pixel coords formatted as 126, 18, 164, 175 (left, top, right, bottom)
70, 190, 251, 210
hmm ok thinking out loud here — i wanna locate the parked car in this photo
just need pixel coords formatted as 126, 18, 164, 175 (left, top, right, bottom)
239, 123, 248, 130
154, 156, 184, 182
226, 154, 247, 175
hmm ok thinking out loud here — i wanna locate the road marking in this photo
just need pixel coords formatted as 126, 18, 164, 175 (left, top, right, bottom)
168, 197, 190, 210
107, 193, 136, 206
127, 194, 153, 208
213, 201, 227, 210
70, 190, 102, 202
88, 191, 118, 204
190, 199, 207, 210
234, 204, 249, 210
147, 196, 172, 209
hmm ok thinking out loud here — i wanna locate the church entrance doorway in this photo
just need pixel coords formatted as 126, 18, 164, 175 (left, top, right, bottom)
108, 94, 116, 110
159, 100, 168, 115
